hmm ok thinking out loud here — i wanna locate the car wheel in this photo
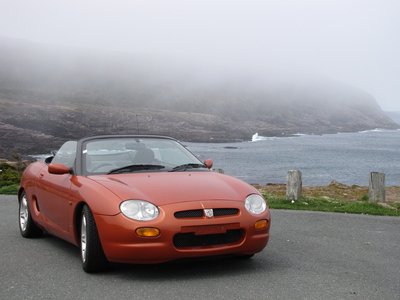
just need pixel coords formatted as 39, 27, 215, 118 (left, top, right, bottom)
19, 192, 43, 238
80, 205, 108, 273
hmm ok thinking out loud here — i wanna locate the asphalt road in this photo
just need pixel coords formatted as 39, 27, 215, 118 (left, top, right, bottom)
1, 195, 399, 300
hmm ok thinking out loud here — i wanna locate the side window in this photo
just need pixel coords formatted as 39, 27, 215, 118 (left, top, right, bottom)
52, 141, 77, 168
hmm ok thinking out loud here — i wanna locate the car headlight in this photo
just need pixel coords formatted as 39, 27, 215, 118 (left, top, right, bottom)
245, 194, 267, 215
120, 200, 159, 221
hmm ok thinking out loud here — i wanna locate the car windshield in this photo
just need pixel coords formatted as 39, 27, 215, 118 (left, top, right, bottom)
82, 137, 205, 175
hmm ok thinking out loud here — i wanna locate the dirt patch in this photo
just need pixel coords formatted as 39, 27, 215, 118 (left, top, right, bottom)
255, 180, 400, 203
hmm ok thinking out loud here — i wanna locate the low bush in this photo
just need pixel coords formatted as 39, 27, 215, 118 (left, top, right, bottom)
0, 184, 19, 195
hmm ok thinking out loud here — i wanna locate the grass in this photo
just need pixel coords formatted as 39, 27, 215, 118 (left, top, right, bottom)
0, 184, 19, 195
264, 192, 400, 217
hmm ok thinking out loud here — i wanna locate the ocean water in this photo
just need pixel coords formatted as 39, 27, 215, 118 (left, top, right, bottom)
185, 129, 400, 186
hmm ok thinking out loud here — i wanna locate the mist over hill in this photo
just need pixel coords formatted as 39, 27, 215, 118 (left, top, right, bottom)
385, 111, 400, 125
0, 37, 398, 158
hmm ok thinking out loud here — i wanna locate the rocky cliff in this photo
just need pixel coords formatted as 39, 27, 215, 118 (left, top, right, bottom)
0, 37, 398, 158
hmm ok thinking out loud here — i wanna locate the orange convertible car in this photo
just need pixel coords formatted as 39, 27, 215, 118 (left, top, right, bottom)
19, 135, 270, 272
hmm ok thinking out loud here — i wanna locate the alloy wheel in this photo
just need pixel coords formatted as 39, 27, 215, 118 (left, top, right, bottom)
19, 195, 29, 232
81, 214, 87, 263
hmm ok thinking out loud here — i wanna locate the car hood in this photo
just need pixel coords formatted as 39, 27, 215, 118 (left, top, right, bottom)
88, 171, 257, 206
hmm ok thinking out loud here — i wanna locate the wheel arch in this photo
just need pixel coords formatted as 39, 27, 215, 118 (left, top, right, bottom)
17, 187, 25, 202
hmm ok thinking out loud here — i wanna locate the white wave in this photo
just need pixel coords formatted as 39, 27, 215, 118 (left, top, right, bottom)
251, 133, 269, 142
358, 128, 386, 134
29, 154, 52, 161
292, 133, 307, 136
252, 132, 307, 141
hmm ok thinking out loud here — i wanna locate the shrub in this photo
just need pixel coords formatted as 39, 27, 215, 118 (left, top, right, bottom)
0, 184, 19, 195
0, 163, 21, 187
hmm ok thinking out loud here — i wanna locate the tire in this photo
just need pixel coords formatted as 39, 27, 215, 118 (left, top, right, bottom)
19, 192, 43, 238
80, 205, 108, 273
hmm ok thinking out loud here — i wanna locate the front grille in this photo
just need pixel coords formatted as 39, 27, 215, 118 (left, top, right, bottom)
214, 208, 239, 216
174, 208, 239, 219
173, 229, 244, 248
174, 210, 203, 218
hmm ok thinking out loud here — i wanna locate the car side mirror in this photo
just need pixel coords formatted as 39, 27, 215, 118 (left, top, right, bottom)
48, 163, 71, 175
203, 159, 213, 169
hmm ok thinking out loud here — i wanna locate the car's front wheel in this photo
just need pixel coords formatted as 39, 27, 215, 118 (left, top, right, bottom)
19, 192, 42, 238
80, 205, 108, 273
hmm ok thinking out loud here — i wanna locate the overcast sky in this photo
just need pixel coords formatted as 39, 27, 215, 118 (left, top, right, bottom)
1, 0, 399, 110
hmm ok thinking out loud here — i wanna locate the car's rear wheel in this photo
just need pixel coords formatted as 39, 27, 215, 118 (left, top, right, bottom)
80, 205, 108, 273
19, 192, 42, 238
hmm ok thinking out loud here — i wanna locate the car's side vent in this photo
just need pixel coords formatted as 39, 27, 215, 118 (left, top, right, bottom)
33, 198, 41, 212
174, 208, 239, 219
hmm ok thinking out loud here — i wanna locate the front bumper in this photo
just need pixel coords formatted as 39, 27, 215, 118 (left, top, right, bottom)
94, 200, 270, 264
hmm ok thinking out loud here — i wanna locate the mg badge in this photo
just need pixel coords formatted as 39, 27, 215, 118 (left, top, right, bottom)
204, 209, 214, 218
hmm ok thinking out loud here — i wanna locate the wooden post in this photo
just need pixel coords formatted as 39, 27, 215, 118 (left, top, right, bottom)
287, 170, 302, 201
368, 172, 385, 202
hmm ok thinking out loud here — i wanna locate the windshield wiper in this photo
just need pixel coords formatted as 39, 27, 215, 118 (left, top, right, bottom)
170, 163, 207, 172
107, 164, 165, 174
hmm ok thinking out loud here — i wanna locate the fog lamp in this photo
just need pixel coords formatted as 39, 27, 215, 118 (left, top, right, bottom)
254, 219, 268, 230
136, 227, 160, 237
